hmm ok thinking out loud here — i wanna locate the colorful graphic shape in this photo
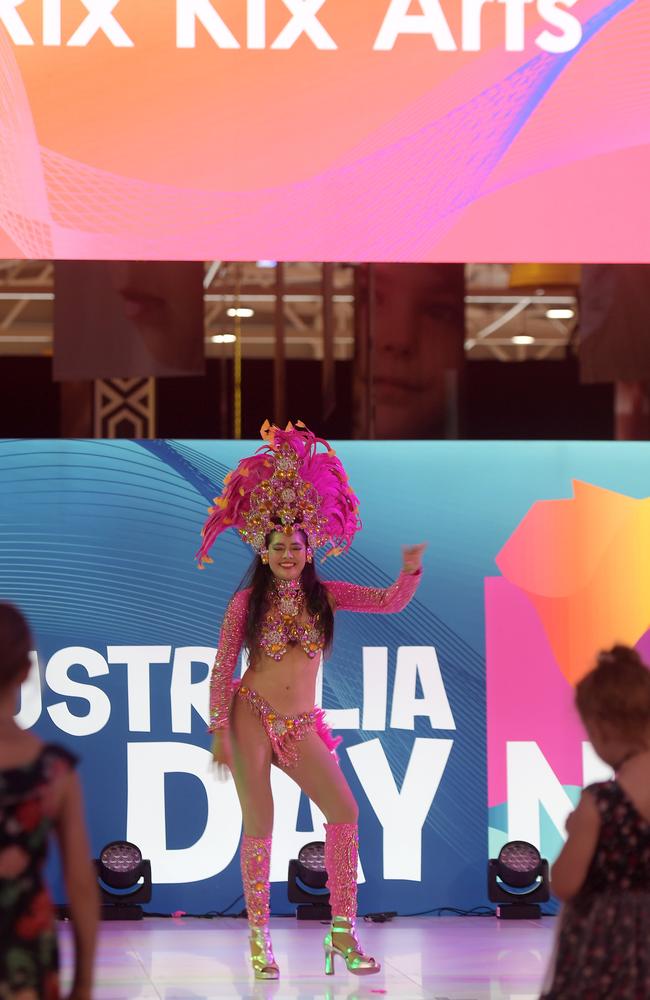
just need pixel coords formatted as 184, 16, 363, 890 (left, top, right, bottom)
488, 479, 650, 867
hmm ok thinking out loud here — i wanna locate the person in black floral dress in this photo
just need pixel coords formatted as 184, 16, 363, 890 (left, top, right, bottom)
542, 645, 650, 1000
0, 603, 98, 999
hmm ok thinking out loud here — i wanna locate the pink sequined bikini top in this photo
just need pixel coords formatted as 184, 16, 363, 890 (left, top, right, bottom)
258, 578, 324, 661
209, 570, 422, 730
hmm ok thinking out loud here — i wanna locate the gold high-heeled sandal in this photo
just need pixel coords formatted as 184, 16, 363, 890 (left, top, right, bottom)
249, 926, 279, 980
323, 916, 380, 976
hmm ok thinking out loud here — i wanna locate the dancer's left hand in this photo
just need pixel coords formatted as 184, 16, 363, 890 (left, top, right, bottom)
402, 543, 427, 574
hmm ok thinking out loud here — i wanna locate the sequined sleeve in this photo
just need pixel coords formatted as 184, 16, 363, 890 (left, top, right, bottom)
208, 588, 250, 732
325, 570, 421, 614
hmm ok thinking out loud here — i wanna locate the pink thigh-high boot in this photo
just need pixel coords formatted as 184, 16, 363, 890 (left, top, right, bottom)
323, 822, 380, 976
240, 835, 279, 980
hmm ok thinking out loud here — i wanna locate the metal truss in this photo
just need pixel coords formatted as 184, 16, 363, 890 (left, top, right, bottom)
0, 260, 576, 363
0, 260, 355, 360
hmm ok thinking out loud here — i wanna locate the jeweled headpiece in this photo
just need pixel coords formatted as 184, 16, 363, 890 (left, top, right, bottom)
196, 421, 361, 568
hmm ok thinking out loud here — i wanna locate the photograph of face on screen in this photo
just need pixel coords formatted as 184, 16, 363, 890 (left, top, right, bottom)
53, 261, 205, 380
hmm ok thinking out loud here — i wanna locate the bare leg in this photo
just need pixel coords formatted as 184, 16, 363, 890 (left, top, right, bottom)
230, 696, 278, 979
275, 729, 357, 823
278, 732, 379, 976
230, 694, 274, 837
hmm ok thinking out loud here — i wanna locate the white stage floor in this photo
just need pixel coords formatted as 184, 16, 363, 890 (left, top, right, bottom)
59, 915, 555, 999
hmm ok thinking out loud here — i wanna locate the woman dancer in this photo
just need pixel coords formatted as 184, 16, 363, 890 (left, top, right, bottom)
197, 423, 425, 980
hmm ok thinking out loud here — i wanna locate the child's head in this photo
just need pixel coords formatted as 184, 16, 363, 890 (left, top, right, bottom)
576, 645, 650, 766
0, 602, 32, 693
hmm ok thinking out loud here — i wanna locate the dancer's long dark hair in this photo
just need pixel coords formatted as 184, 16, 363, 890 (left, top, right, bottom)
237, 534, 334, 661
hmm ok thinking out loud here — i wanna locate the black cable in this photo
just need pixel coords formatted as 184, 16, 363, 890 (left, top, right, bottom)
145, 901, 557, 921
363, 911, 397, 923
144, 893, 245, 919
214, 892, 245, 916
402, 905, 555, 918
402, 905, 496, 917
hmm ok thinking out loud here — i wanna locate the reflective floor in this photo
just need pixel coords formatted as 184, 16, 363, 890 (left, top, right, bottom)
59, 915, 554, 999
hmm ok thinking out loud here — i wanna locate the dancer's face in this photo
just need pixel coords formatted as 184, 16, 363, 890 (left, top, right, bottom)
267, 530, 307, 582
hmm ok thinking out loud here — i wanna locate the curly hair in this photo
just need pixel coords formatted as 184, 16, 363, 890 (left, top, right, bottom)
576, 645, 650, 741
0, 602, 32, 690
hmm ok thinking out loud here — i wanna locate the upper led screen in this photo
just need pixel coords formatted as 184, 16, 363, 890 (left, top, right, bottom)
1, 0, 647, 262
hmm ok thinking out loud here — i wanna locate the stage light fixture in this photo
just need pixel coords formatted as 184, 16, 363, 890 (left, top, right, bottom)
95, 840, 152, 920
287, 841, 331, 921
487, 840, 549, 919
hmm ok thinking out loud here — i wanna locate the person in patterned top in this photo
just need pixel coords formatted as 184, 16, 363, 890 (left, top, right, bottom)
0, 603, 98, 1000
541, 645, 650, 999
197, 423, 425, 982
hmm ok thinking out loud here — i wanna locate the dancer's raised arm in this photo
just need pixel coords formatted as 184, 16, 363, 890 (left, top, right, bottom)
326, 543, 426, 613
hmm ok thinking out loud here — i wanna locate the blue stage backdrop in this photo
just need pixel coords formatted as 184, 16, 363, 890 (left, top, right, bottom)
4, 439, 648, 915
0, 439, 484, 915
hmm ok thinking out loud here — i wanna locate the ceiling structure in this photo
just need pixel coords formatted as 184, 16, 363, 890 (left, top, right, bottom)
0, 261, 577, 362
465, 263, 578, 362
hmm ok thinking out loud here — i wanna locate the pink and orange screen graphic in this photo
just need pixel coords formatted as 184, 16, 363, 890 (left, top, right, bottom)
486, 481, 650, 860
0, 0, 648, 261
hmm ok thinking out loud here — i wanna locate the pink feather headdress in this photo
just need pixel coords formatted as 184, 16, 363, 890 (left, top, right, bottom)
196, 421, 361, 568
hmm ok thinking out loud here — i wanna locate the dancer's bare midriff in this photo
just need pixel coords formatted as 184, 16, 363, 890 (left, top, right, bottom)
241, 640, 322, 718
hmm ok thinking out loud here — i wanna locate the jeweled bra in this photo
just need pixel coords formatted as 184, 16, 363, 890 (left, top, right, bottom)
259, 578, 324, 661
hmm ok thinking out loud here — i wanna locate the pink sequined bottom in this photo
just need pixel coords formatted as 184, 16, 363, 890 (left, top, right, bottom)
236, 684, 342, 768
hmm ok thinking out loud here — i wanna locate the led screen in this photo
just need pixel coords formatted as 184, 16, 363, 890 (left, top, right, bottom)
0, 0, 648, 260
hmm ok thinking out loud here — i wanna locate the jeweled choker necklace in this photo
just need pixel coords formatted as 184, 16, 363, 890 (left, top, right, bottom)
259, 578, 324, 661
